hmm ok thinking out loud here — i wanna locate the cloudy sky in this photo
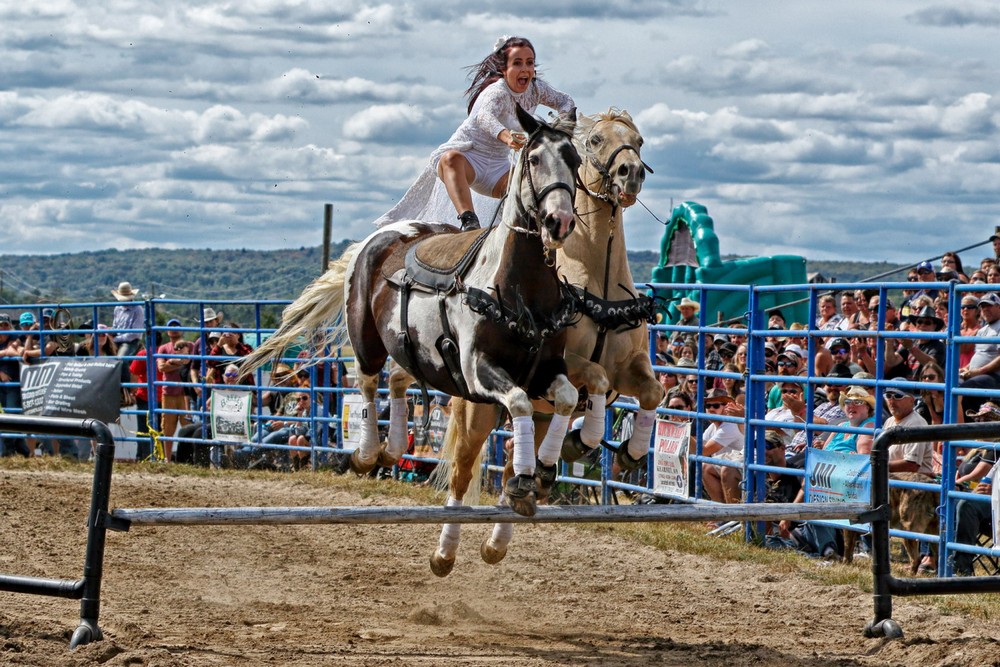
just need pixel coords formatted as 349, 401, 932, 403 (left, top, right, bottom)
2, 1, 998, 263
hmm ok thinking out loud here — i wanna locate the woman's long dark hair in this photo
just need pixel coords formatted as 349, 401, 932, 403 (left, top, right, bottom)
464, 36, 536, 113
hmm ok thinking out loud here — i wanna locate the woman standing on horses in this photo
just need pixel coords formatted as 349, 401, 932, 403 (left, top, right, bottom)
375, 36, 575, 231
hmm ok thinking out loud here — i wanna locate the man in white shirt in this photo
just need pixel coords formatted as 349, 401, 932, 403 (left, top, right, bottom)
700, 389, 744, 504
959, 292, 1000, 417
882, 388, 933, 475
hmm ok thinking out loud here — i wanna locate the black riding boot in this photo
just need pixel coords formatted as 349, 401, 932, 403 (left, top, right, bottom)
458, 210, 480, 231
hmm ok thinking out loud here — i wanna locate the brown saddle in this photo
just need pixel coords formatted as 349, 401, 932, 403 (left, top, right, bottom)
385, 227, 491, 292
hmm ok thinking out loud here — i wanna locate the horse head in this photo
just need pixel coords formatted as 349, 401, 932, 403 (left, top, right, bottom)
512, 104, 581, 249
577, 109, 651, 208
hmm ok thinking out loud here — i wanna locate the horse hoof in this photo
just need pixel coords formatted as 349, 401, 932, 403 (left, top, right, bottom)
480, 539, 508, 565
376, 448, 399, 469
429, 553, 455, 578
349, 450, 377, 475
534, 462, 558, 502
504, 474, 538, 517
615, 443, 646, 472
560, 429, 594, 463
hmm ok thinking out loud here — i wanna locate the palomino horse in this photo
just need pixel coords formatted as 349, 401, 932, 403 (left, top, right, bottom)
430, 109, 661, 576
242, 106, 583, 516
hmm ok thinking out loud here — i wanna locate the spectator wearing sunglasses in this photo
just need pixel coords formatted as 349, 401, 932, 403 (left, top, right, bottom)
900, 306, 947, 378
903, 261, 940, 316
958, 291, 1000, 418
828, 338, 862, 376
764, 381, 817, 453
700, 389, 744, 505
958, 295, 982, 369
766, 345, 803, 409
883, 388, 933, 475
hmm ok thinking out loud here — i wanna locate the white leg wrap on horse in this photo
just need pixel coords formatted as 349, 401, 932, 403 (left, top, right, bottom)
488, 522, 514, 549
386, 397, 408, 458
511, 415, 535, 477
538, 413, 571, 466
438, 496, 463, 555
357, 401, 380, 462
580, 393, 607, 448
627, 408, 657, 460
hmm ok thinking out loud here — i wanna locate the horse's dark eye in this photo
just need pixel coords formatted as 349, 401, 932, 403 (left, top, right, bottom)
528, 154, 540, 166
590, 135, 602, 147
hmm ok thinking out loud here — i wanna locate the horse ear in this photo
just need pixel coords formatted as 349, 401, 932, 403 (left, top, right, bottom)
515, 104, 539, 134
558, 107, 577, 135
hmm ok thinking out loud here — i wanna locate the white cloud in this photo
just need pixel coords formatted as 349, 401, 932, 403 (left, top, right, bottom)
1, 1, 999, 262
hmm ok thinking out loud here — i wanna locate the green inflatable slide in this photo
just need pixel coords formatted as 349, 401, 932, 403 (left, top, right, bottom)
649, 201, 809, 327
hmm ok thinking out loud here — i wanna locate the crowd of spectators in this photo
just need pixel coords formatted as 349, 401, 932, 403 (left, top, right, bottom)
654, 246, 1000, 573
3, 251, 1000, 575
0, 279, 327, 465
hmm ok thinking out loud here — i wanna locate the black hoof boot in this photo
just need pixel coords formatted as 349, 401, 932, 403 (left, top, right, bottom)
534, 462, 558, 501
560, 429, 596, 463
615, 441, 647, 472
458, 210, 480, 231
504, 473, 538, 517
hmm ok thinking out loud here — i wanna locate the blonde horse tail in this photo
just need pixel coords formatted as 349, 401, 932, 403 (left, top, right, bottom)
241, 242, 360, 378
429, 406, 485, 504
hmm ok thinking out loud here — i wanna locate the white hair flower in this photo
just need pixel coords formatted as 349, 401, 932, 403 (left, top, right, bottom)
493, 35, 511, 52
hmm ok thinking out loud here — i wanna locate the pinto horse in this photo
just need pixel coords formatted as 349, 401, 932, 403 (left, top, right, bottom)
242, 106, 583, 516
430, 109, 661, 576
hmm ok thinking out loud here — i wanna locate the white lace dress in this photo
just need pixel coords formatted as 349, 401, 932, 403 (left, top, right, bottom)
374, 78, 575, 228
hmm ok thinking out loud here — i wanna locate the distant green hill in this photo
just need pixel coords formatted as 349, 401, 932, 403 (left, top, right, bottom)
0, 243, 910, 307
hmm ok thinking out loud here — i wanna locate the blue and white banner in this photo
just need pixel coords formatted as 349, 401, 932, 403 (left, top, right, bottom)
805, 448, 871, 529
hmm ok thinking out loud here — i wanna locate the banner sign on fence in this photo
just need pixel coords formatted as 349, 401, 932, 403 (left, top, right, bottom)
341, 393, 364, 452
413, 402, 448, 457
653, 419, 690, 499
19, 358, 122, 424
210, 389, 252, 443
805, 448, 871, 529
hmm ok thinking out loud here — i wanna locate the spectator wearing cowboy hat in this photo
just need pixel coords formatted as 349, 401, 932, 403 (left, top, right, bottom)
951, 401, 1000, 575
958, 291, 1000, 418
670, 297, 700, 345
110, 280, 145, 359
900, 305, 947, 377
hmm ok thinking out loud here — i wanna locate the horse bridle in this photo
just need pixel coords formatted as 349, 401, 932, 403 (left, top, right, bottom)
578, 123, 654, 207
509, 127, 578, 235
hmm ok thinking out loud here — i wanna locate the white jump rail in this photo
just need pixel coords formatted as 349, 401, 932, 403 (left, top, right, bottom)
108, 502, 870, 528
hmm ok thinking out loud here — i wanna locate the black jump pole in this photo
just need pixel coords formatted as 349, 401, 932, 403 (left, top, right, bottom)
322, 203, 333, 271
0, 415, 116, 650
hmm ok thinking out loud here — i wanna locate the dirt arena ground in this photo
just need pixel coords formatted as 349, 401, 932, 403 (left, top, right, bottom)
2, 466, 999, 667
